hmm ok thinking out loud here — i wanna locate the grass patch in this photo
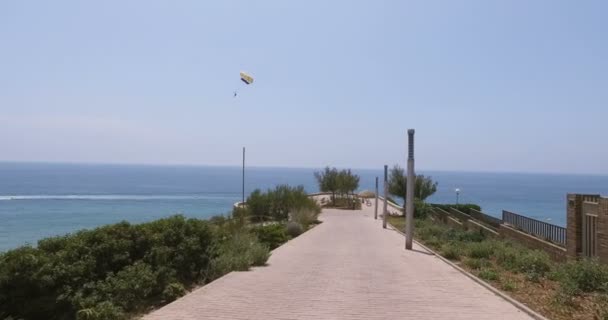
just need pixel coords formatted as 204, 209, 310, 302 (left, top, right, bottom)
441, 243, 462, 261
478, 268, 500, 281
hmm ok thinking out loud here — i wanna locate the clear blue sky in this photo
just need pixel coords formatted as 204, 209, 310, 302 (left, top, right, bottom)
1, 1, 606, 174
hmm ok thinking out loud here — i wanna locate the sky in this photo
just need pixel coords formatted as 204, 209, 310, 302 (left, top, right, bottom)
0, 1, 606, 174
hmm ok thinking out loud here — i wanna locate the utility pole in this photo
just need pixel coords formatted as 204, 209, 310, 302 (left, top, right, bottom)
242, 147, 245, 204
374, 176, 379, 219
382, 165, 388, 228
405, 129, 415, 250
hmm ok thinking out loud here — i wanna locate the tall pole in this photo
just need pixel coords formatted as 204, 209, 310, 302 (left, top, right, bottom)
382, 165, 388, 228
242, 147, 245, 204
405, 129, 415, 250
374, 176, 379, 220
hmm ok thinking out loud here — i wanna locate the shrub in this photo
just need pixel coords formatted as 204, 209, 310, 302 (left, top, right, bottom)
76, 302, 125, 320
96, 262, 157, 311
556, 259, 608, 293
501, 280, 517, 291
424, 236, 443, 249
209, 232, 271, 278
554, 279, 580, 306
441, 244, 462, 261
414, 199, 431, 219
455, 230, 486, 243
286, 222, 304, 238
0, 215, 233, 320
162, 282, 186, 303
247, 185, 320, 221
478, 269, 499, 281
495, 245, 521, 271
464, 258, 490, 270
517, 251, 552, 282
466, 242, 495, 259
416, 223, 445, 241
290, 208, 320, 229
251, 224, 289, 250
249, 243, 271, 266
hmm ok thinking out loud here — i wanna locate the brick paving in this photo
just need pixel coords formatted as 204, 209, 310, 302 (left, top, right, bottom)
143, 203, 533, 320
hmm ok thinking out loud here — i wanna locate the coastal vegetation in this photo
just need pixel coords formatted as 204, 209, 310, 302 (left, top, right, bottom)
0, 184, 320, 320
314, 167, 360, 209
388, 214, 608, 320
387, 165, 438, 202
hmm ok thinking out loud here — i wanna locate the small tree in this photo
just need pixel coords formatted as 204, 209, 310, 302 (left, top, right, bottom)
388, 164, 438, 204
314, 167, 339, 205
337, 169, 360, 209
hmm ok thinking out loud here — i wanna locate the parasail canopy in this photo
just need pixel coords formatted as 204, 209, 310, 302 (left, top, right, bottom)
240, 71, 254, 85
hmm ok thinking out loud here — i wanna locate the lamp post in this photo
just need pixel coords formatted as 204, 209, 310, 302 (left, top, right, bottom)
242, 147, 246, 204
405, 129, 415, 250
455, 188, 460, 205
374, 176, 379, 220
382, 165, 388, 229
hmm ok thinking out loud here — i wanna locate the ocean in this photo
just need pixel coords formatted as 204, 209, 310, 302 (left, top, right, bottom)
1, 162, 607, 252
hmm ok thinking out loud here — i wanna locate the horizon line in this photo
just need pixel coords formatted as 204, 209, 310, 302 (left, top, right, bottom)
0, 160, 607, 177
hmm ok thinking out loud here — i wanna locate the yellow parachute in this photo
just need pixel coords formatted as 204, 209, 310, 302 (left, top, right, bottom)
240, 71, 254, 85
234, 71, 254, 97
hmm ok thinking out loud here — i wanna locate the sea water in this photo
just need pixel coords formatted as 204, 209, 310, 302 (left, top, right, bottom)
1, 162, 607, 251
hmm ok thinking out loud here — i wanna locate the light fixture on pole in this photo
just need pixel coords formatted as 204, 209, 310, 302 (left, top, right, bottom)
455, 188, 460, 205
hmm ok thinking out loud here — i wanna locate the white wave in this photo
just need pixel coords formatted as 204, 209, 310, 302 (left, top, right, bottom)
0, 194, 235, 201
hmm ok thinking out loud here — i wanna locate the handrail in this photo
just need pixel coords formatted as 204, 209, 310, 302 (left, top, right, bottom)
502, 210, 566, 247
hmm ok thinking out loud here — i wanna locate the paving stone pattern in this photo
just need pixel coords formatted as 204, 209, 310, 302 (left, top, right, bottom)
143, 204, 533, 320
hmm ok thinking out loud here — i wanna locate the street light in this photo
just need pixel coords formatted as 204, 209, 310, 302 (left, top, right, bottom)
455, 188, 460, 205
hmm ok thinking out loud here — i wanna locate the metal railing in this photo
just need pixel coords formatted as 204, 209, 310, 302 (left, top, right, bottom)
502, 210, 566, 247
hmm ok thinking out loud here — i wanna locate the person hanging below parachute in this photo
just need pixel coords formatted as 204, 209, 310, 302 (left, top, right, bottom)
234, 71, 254, 97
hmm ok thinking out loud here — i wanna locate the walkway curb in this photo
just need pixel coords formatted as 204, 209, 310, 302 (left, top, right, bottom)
386, 222, 549, 320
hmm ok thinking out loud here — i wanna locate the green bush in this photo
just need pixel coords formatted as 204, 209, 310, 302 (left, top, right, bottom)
455, 230, 486, 243
441, 244, 462, 261
162, 282, 186, 303
209, 232, 271, 278
251, 224, 289, 250
424, 236, 443, 249
95, 262, 157, 311
416, 223, 445, 241
414, 199, 431, 219
555, 259, 608, 293
501, 279, 517, 291
517, 251, 552, 281
495, 244, 521, 271
0, 215, 275, 320
290, 208, 320, 229
286, 222, 304, 238
247, 185, 320, 221
466, 242, 495, 259
478, 269, 499, 281
76, 301, 125, 320
464, 258, 490, 270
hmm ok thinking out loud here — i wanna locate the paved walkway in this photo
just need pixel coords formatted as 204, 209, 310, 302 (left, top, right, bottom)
144, 204, 533, 319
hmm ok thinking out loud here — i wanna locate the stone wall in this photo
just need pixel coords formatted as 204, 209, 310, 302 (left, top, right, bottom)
499, 224, 567, 262
598, 198, 608, 263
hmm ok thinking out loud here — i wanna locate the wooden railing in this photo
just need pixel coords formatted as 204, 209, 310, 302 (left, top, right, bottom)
502, 210, 566, 247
